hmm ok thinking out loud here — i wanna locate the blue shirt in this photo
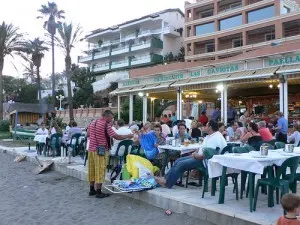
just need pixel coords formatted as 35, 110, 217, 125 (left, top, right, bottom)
175, 132, 191, 143
140, 131, 159, 160
227, 107, 236, 119
277, 117, 288, 134
211, 110, 221, 121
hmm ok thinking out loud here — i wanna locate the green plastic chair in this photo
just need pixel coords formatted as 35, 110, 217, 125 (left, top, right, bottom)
253, 156, 300, 211
107, 140, 133, 170
48, 133, 62, 157
275, 141, 285, 149
67, 133, 82, 157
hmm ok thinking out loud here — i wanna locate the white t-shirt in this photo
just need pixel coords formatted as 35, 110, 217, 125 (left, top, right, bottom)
161, 124, 171, 136
184, 119, 192, 130
201, 131, 227, 153
110, 126, 133, 156
50, 127, 57, 135
172, 125, 178, 136
288, 131, 300, 147
36, 128, 49, 135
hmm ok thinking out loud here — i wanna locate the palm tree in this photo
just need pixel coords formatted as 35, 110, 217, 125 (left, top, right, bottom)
0, 22, 23, 119
37, 2, 65, 104
20, 38, 49, 104
55, 22, 82, 121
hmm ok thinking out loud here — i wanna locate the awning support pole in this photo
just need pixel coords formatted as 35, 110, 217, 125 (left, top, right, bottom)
129, 94, 133, 124
220, 84, 228, 124
142, 95, 147, 124
117, 95, 121, 120
280, 76, 288, 120
177, 87, 182, 120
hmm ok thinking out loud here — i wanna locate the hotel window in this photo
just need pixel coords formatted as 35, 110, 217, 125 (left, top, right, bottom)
265, 33, 275, 41
206, 43, 215, 52
232, 38, 243, 47
195, 22, 215, 36
199, 10, 214, 18
219, 15, 242, 31
247, 5, 275, 23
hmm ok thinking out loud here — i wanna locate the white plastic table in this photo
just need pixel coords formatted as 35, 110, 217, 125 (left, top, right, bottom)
158, 143, 202, 155
34, 135, 49, 143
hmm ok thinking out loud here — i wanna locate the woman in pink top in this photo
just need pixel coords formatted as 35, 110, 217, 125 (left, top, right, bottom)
257, 121, 273, 141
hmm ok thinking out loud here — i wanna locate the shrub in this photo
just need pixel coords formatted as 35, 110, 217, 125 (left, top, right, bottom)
0, 120, 10, 132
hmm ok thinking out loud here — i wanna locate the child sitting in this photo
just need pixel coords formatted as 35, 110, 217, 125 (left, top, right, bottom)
277, 193, 300, 225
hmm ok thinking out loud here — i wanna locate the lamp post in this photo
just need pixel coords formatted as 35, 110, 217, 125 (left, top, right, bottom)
56, 94, 64, 110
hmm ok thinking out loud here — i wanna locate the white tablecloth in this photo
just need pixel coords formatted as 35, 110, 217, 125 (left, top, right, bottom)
34, 135, 49, 143
208, 149, 296, 178
158, 144, 202, 155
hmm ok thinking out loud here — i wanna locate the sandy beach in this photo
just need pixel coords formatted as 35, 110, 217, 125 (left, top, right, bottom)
0, 152, 209, 225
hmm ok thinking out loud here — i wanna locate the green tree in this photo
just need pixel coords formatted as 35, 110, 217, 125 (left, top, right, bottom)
18, 84, 38, 103
0, 22, 23, 119
19, 38, 49, 104
120, 96, 143, 123
3, 76, 26, 101
37, 2, 65, 104
71, 65, 95, 108
55, 22, 82, 121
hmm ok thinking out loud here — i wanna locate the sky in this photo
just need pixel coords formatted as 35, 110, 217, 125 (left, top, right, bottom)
1, 0, 185, 79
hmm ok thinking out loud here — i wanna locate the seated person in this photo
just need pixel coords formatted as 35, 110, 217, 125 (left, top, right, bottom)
139, 123, 165, 160
235, 122, 247, 140
66, 121, 82, 144
241, 122, 262, 150
257, 120, 273, 142
287, 125, 300, 147
218, 122, 227, 138
175, 123, 191, 143
189, 121, 202, 139
110, 119, 132, 156
160, 121, 171, 137
50, 120, 62, 136
226, 121, 238, 141
155, 120, 227, 188
35, 122, 48, 135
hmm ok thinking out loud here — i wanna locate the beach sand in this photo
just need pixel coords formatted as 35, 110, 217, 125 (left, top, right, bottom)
0, 152, 209, 225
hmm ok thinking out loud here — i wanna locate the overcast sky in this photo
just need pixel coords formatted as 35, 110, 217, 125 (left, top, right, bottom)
1, 0, 184, 79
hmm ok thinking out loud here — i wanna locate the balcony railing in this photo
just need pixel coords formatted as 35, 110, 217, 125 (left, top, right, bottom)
111, 46, 130, 55
131, 55, 151, 66
111, 60, 129, 69
94, 51, 110, 59
93, 63, 110, 72
284, 27, 300, 37
78, 55, 92, 63
131, 41, 151, 51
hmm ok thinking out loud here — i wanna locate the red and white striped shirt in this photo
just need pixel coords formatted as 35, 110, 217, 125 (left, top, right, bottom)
88, 118, 116, 152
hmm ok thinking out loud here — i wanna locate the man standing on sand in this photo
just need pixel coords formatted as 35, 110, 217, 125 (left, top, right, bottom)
88, 110, 133, 198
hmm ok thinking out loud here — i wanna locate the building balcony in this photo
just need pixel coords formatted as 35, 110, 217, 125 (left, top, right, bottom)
283, 19, 300, 38
111, 60, 129, 69
218, 0, 242, 13
94, 51, 110, 59
163, 26, 181, 37
78, 55, 92, 63
130, 54, 163, 67
247, 25, 275, 45
131, 38, 163, 51
93, 63, 110, 72
218, 33, 243, 51
111, 46, 130, 56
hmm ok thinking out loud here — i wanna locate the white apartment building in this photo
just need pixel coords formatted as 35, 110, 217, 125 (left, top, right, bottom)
78, 8, 184, 92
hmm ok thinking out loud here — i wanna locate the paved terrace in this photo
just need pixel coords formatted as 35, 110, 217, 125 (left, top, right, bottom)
0, 142, 290, 225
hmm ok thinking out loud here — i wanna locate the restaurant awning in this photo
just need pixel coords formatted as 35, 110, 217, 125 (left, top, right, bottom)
276, 64, 300, 74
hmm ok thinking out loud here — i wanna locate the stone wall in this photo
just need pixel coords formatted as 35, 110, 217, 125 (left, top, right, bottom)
56, 107, 118, 128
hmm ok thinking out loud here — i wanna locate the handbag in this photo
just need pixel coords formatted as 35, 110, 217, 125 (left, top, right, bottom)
94, 120, 109, 156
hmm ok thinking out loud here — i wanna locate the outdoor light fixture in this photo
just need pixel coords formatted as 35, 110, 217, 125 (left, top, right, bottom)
146, 93, 149, 97
269, 84, 273, 89
56, 94, 64, 110
215, 90, 219, 93
216, 84, 224, 91
277, 84, 280, 88
185, 94, 197, 98
198, 100, 203, 104
138, 92, 144, 97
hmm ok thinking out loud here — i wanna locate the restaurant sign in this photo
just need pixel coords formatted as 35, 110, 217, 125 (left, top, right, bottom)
266, 54, 300, 66
153, 73, 184, 83
122, 79, 139, 87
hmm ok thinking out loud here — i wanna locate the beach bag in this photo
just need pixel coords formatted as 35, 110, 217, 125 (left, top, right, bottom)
126, 155, 159, 179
